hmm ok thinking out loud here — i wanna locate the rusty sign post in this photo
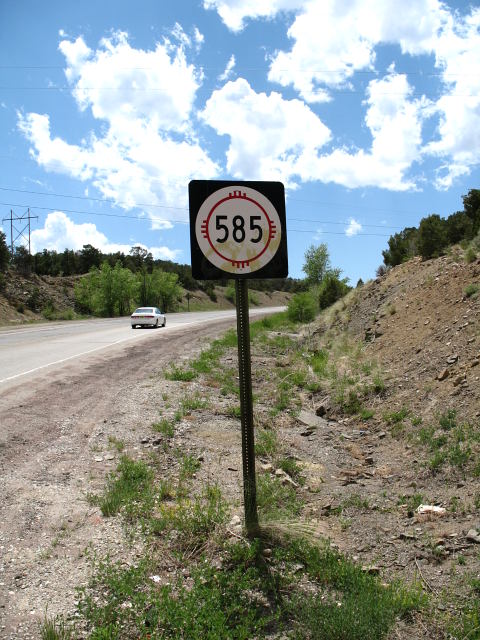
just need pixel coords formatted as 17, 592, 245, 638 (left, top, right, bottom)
189, 181, 288, 537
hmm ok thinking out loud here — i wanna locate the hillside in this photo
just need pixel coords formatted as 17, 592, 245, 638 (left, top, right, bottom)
345, 250, 480, 426
0, 271, 291, 325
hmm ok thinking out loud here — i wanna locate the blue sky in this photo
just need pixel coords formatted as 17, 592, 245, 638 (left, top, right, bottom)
1, 0, 479, 283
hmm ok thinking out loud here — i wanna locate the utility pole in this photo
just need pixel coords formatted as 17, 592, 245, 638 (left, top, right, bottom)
2, 208, 38, 255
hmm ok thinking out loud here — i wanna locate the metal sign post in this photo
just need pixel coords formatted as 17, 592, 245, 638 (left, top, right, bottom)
189, 180, 287, 537
235, 278, 258, 535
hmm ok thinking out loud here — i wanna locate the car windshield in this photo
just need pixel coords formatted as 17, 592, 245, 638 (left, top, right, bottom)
133, 308, 154, 313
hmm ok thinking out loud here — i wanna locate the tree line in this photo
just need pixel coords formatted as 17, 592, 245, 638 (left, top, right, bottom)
0, 238, 302, 294
382, 189, 480, 267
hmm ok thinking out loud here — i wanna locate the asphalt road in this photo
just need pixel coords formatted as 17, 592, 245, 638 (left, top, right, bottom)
0, 307, 284, 389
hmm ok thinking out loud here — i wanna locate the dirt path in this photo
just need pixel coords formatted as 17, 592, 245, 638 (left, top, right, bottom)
0, 319, 237, 639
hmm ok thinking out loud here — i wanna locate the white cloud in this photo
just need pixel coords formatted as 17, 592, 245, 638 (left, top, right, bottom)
218, 54, 236, 81
203, 0, 302, 32
58, 31, 201, 131
424, 8, 480, 188
193, 27, 205, 49
268, 0, 448, 102
18, 32, 219, 226
200, 78, 331, 185
296, 73, 427, 190
345, 218, 362, 236
30, 211, 181, 260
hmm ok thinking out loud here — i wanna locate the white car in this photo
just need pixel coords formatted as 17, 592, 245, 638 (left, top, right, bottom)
131, 307, 166, 329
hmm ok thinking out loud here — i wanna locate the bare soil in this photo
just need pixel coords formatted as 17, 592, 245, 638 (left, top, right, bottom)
1, 250, 480, 639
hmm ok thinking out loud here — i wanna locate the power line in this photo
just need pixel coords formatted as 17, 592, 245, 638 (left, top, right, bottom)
0, 186, 420, 222
0, 201, 392, 237
0, 186, 186, 212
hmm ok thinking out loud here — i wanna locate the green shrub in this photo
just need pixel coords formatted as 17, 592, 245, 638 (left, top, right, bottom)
465, 246, 477, 263
318, 273, 350, 309
465, 283, 479, 298
287, 291, 317, 323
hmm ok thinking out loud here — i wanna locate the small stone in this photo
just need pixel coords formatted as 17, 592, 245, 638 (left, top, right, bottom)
446, 354, 459, 365
453, 375, 465, 387
437, 369, 449, 381
229, 515, 241, 528
467, 529, 480, 544
362, 566, 380, 575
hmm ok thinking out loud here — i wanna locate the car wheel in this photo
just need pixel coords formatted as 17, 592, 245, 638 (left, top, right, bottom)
163, 319, 166, 327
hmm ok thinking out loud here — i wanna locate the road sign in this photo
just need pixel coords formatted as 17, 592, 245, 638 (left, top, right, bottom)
189, 180, 287, 280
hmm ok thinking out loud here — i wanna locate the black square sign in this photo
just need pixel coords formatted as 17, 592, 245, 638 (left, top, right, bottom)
189, 180, 288, 280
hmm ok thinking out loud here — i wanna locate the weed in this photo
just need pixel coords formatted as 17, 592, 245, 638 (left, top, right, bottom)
340, 389, 363, 415
227, 405, 242, 419
152, 417, 175, 438
277, 457, 305, 485
464, 283, 479, 298
342, 494, 370, 510
179, 453, 201, 481
257, 473, 302, 520
181, 392, 209, 413
108, 436, 125, 452
255, 428, 278, 458
165, 365, 197, 382
360, 408, 375, 420
371, 373, 386, 394
398, 493, 424, 514
89, 456, 153, 517
309, 349, 329, 377
429, 450, 447, 473
439, 409, 457, 431
40, 616, 74, 640
150, 484, 228, 555
448, 442, 471, 468
383, 407, 410, 425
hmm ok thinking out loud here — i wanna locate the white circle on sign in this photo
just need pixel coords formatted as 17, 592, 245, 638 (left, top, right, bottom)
195, 186, 282, 275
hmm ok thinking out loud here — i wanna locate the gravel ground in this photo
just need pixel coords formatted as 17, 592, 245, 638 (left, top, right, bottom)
0, 318, 238, 639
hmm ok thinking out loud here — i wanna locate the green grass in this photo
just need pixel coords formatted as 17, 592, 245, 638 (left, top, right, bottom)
76, 530, 426, 640
181, 392, 209, 413
40, 616, 74, 640
277, 457, 305, 485
256, 473, 303, 520
152, 417, 175, 438
165, 365, 198, 382
149, 484, 228, 556
107, 435, 125, 452
88, 456, 153, 517
464, 283, 479, 298
255, 428, 279, 457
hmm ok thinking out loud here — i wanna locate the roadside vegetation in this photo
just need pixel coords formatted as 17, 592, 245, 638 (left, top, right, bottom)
42, 297, 432, 640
